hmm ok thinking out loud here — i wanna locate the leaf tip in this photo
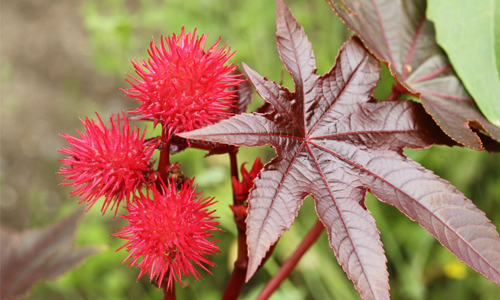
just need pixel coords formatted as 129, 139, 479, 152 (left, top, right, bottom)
245, 258, 259, 283
241, 62, 254, 78
275, 0, 287, 15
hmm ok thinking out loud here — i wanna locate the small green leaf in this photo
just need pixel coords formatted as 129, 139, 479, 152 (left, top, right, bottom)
427, 0, 500, 128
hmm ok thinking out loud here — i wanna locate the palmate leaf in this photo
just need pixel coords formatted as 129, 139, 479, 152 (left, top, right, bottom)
327, 0, 500, 150
0, 209, 102, 300
180, 0, 500, 298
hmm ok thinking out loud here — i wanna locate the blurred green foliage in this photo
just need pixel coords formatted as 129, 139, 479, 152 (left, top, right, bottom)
30, 0, 500, 299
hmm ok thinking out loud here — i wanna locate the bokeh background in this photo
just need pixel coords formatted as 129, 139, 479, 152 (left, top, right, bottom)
1, 0, 500, 299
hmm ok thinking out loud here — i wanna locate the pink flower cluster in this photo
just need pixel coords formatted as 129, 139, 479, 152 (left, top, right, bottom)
58, 28, 241, 289
59, 113, 157, 216
123, 27, 244, 137
113, 179, 221, 290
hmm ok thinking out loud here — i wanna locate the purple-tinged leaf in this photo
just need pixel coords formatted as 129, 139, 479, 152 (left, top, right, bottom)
0, 209, 102, 300
327, 0, 500, 150
228, 68, 253, 115
168, 134, 236, 156
180, 1, 500, 299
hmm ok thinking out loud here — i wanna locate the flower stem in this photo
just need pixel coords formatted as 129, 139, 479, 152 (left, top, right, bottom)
168, 135, 236, 155
222, 149, 249, 300
256, 220, 325, 300
156, 131, 171, 190
386, 81, 408, 101
162, 281, 176, 300
229, 148, 239, 182
222, 233, 248, 300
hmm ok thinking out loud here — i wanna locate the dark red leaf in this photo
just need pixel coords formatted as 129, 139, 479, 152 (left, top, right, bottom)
327, 0, 500, 150
168, 134, 236, 156
0, 209, 102, 300
180, 1, 500, 298
228, 68, 253, 115
328, 0, 500, 150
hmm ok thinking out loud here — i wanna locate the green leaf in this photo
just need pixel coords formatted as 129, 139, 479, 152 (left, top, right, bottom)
495, 2, 500, 75
427, 0, 500, 128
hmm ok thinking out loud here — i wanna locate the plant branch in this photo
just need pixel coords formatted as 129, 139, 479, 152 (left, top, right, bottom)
154, 128, 173, 193
162, 282, 176, 300
229, 148, 239, 183
222, 149, 249, 300
256, 220, 325, 300
386, 81, 409, 101
169, 135, 236, 156
156, 136, 171, 186
222, 229, 248, 300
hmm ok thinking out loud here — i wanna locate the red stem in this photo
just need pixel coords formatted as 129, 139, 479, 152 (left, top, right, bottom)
155, 130, 171, 191
169, 135, 235, 155
386, 84, 405, 101
256, 220, 325, 300
229, 149, 239, 182
158, 141, 171, 180
222, 149, 249, 300
162, 282, 176, 300
222, 231, 249, 300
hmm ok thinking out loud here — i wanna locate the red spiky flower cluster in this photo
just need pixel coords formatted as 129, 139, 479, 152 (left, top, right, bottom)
59, 26, 237, 293
123, 27, 244, 137
113, 179, 221, 290
58, 112, 157, 215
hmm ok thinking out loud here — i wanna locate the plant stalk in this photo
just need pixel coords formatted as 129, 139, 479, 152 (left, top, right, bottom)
162, 282, 176, 300
155, 131, 171, 191
222, 149, 249, 300
222, 230, 249, 300
386, 81, 408, 101
158, 140, 171, 179
229, 148, 239, 182
256, 220, 325, 300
